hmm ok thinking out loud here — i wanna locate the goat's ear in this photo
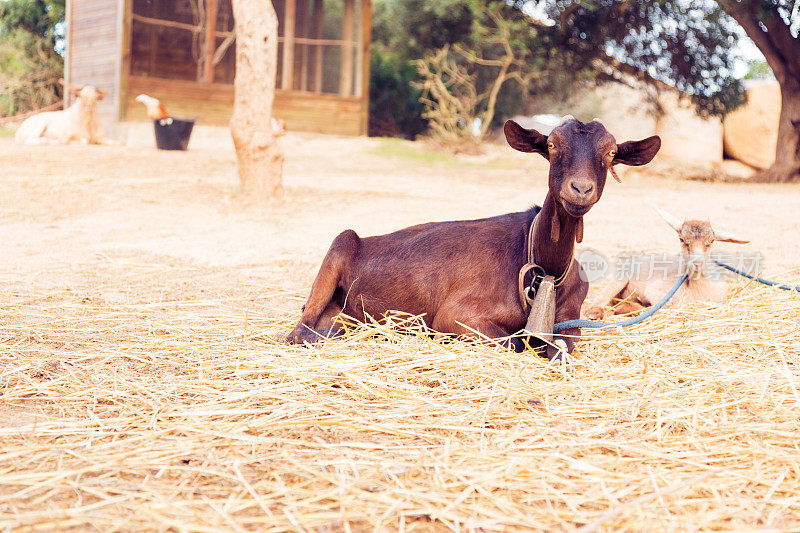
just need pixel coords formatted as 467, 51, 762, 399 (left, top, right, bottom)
504, 120, 548, 158
97, 89, 107, 101
614, 135, 661, 166
714, 228, 749, 244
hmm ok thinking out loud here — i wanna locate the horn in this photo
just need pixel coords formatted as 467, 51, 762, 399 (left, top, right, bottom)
651, 204, 683, 232
60, 79, 82, 91
713, 227, 749, 244
559, 114, 575, 124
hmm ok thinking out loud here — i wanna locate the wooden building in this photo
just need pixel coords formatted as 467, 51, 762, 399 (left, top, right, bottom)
64, 0, 372, 137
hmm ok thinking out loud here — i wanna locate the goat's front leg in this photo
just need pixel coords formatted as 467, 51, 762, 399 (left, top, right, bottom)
432, 301, 518, 350
548, 327, 579, 366
549, 276, 588, 365
584, 279, 629, 320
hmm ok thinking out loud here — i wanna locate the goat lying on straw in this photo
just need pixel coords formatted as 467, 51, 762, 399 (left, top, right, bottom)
584, 206, 749, 319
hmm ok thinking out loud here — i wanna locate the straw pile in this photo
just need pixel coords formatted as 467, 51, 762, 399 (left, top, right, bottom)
2, 276, 799, 531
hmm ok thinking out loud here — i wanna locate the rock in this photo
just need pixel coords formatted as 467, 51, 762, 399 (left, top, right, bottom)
723, 81, 780, 170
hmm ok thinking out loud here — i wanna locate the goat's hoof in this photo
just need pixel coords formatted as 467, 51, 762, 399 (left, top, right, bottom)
584, 306, 605, 320
545, 340, 572, 373
287, 325, 341, 345
287, 325, 317, 345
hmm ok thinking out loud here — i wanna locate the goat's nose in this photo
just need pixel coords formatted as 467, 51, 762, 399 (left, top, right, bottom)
569, 181, 595, 198
687, 252, 704, 265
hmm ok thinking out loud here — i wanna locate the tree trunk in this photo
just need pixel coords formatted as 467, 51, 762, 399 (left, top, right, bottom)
230, 0, 284, 199
718, 2, 800, 183
755, 79, 800, 183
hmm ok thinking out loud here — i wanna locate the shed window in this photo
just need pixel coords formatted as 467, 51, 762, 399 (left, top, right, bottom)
130, 0, 363, 96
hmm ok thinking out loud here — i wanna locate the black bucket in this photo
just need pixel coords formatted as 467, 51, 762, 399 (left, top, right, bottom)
153, 118, 195, 150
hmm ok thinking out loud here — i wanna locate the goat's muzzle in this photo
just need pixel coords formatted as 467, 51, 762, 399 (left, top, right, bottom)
559, 176, 598, 216
685, 253, 706, 278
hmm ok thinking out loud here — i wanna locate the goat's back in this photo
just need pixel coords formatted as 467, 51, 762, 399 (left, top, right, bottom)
15, 113, 56, 144
336, 208, 539, 323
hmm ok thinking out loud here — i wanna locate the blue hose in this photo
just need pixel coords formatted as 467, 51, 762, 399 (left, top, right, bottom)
553, 274, 689, 333
714, 261, 800, 292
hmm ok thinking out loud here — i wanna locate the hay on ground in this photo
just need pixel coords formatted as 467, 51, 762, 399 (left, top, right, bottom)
1, 275, 800, 531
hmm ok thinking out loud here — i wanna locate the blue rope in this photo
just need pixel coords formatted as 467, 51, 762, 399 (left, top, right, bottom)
552, 261, 798, 335
553, 274, 689, 333
714, 261, 800, 292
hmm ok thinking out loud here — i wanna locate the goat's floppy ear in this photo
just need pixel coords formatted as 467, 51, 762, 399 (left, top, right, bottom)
614, 135, 661, 166
714, 228, 749, 244
97, 89, 107, 101
504, 120, 548, 158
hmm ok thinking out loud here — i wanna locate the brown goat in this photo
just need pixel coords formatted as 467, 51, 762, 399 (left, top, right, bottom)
288, 117, 661, 360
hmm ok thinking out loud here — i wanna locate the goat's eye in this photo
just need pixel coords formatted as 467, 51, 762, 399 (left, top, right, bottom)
609, 149, 616, 158
547, 142, 555, 150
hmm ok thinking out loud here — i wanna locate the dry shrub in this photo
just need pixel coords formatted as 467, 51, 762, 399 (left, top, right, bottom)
412, 6, 538, 152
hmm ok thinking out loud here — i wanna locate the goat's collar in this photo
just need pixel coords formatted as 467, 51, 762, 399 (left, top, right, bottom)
526, 212, 573, 287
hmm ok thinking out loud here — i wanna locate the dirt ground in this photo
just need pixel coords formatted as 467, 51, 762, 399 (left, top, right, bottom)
1, 125, 799, 531
3, 125, 799, 301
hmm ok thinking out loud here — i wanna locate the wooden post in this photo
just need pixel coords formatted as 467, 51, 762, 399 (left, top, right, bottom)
117, 0, 133, 121
339, 0, 354, 96
65, 0, 72, 107
230, 0, 284, 199
297, 0, 309, 91
204, 0, 218, 83
358, 0, 371, 134
147, 2, 161, 77
281, 0, 296, 90
310, 0, 324, 92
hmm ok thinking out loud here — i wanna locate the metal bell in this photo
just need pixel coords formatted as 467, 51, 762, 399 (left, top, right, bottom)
524, 274, 556, 346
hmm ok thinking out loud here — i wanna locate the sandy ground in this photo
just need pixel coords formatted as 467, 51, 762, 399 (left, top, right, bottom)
3, 124, 799, 307
2, 125, 800, 530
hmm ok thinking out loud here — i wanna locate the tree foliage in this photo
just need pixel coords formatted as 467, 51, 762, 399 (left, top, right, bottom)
412, 5, 543, 146
526, 0, 748, 117
0, 0, 65, 116
370, 0, 477, 138
370, 0, 584, 138
370, 0, 751, 140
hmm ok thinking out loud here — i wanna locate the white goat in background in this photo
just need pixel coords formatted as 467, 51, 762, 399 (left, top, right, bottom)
15, 85, 114, 145
584, 206, 749, 319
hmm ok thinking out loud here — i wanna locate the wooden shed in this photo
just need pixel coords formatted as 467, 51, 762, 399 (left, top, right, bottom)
64, 0, 372, 137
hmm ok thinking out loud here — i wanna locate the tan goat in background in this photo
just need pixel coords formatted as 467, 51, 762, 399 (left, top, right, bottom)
584, 206, 749, 319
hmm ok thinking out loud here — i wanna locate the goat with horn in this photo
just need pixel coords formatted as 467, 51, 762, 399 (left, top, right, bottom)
584, 205, 749, 320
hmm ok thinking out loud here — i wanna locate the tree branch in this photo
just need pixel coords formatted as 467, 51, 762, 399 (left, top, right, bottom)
758, 7, 800, 80
718, 0, 790, 82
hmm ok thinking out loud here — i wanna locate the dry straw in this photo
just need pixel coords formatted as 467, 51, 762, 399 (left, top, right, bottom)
1, 275, 799, 531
